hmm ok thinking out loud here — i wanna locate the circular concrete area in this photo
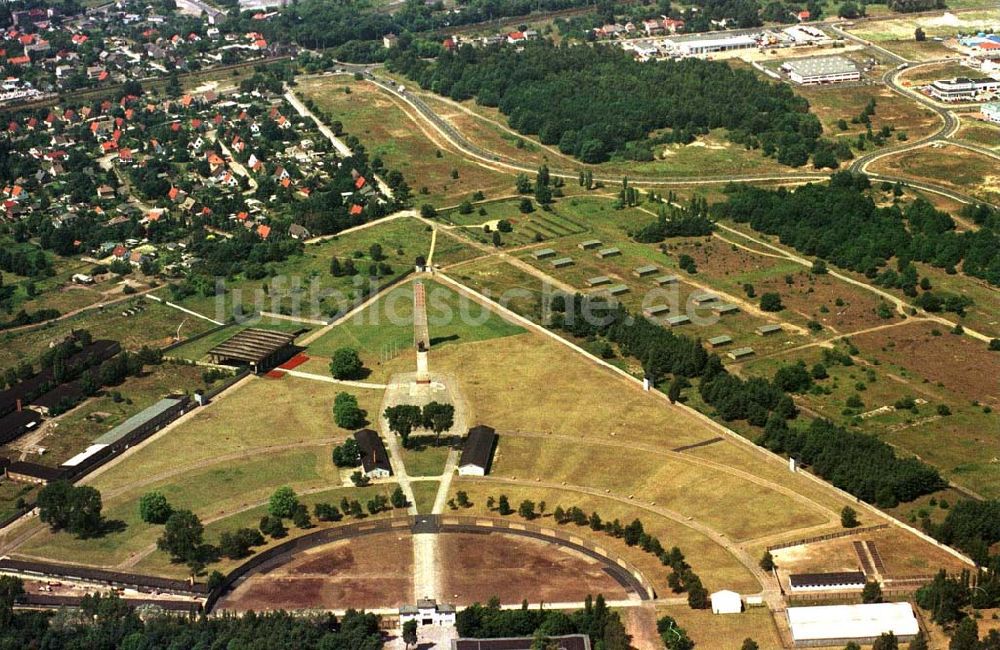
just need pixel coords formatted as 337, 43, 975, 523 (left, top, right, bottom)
214, 529, 634, 612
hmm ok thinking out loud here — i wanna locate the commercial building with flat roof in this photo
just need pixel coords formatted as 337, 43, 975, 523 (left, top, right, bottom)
787, 602, 919, 647
928, 77, 1000, 102
782, 56, 860, 84
94, 397, 189, 449
676, 34, 757, 55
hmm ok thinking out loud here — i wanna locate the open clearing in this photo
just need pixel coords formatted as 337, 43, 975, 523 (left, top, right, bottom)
649, 605, 783, 649
297, 77, 512, 205
851, 320, 1000, 406
868, 143, 1000, 204
305, 278, 525, 381
411, 481, 440, 514
796, 83, 941, 145
850, 9, 1000, 42
956, 118, 1000, 150
87, 374, 371, 495
439, 532, 629, 605
737, 321, 1000, 499
0, 298, 214, 369
669, 236, 886, 333
217, 532, 414, 611
491, 435, 828, 542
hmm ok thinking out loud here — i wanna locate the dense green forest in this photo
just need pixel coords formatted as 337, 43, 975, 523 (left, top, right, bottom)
926, 499, 1000, 565
713, 172, 1000, 286
757, 417, 945, 506
388, 41, 824, 166
0, 587, 384, 649
224, 0, 595, 54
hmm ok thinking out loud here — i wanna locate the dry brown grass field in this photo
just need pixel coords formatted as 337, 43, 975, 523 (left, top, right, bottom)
297, 77, 513, 205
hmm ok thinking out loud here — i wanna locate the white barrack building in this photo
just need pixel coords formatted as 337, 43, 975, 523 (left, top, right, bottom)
782, 56, 860, 84
787, 602, 920, 647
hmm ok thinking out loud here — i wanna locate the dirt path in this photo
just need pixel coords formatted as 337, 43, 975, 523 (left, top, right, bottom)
299, 273, 409, 346
303, 210, 415, 245
726, 317, 919, 367
281, 369, 387, 389
2, 284, 164, 335
422, 215, 578, 294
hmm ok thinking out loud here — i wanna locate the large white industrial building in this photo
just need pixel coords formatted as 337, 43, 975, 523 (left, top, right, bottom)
782, 56, 861, 84
676, 34, 757, 55
787, 602, 920, 647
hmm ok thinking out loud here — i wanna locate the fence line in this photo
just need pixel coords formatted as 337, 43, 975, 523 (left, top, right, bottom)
159, 321, 232, 354
767, 524, 889, 551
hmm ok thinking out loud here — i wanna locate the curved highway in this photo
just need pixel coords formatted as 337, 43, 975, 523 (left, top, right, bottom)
324, 59, 996, 207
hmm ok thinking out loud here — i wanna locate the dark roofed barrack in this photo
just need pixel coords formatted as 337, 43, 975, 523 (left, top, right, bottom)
206, 328, 297, 372
789, 571, 866, 589
452, 635, 591, 650
354, 429, 392, 476
459, 425, 497, 474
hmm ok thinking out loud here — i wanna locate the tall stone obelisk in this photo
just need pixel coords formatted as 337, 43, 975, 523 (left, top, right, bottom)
414, 281, 430, 385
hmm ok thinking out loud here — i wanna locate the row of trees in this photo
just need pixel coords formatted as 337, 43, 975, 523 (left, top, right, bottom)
713, 172, 1000, 286
457, 594, 630, 649
0, 586, 384, 649
388, 41, 825, 167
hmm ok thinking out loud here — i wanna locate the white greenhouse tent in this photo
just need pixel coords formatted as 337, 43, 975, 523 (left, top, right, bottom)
787, 602, 920, 647
710, 590, 742, 614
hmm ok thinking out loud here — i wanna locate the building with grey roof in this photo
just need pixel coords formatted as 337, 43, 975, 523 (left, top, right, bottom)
782, 56, 860, 85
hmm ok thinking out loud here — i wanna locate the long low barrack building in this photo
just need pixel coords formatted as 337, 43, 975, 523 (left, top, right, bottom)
787, 602, 920, 647
206, 328, 297, 373
789, 570, 866, 592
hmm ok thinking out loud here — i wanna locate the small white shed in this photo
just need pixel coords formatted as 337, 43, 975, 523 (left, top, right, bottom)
711, 590, 742, 614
